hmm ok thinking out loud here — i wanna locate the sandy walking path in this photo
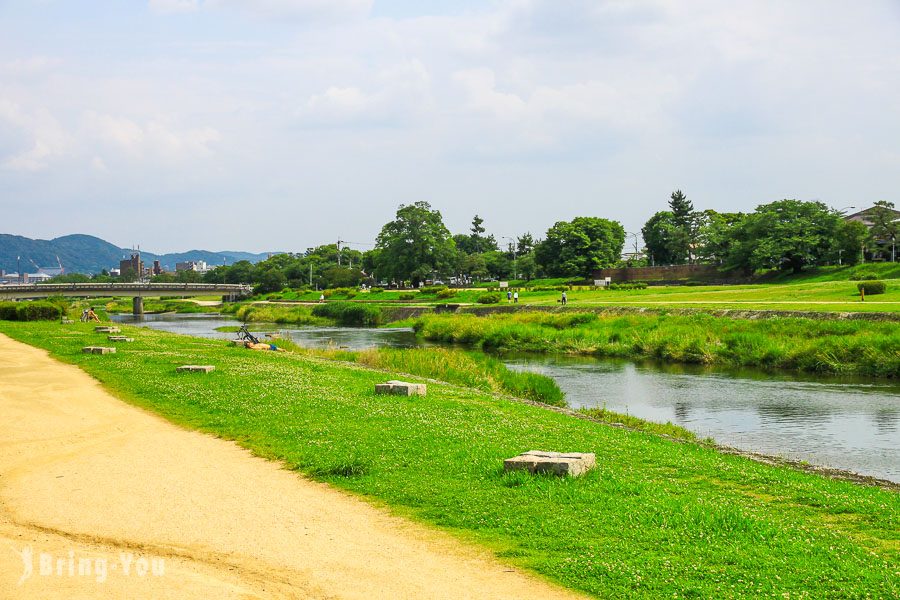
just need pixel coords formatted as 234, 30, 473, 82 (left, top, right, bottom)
0, 334, 585, 599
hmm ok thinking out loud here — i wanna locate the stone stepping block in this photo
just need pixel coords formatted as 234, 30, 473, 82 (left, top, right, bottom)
177, 365, 215, 373
108, 336, 134, 342
82, 346, 116, 355
61, 319, 74, 324
504, 451, 596, 477
94, 326, 120, 333
375, 380, 427, 397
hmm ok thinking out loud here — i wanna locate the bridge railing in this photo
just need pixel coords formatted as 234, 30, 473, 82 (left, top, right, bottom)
0, 283, 253, 295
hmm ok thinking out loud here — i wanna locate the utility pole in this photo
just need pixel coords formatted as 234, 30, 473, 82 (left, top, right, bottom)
336, 239, 346, 267
309, 263, 313, 286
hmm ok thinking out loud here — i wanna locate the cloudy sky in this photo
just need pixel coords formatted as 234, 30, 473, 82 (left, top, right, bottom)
2, 1, 899, 253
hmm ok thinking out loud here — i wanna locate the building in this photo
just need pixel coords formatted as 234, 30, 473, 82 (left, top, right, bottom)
175, 260, 208, 273
152, 260, 162, 275
844, 205, 900, 229
119, 253, 143, 277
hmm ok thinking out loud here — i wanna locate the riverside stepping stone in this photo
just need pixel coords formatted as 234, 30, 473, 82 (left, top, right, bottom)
503, 451, 596, 477
108, 336, 134, 342
61, 318, 74, 324
374, 380, 427, 397
82, 346, 116, 355
94, 326, 120, 333
177, 365, 215, 373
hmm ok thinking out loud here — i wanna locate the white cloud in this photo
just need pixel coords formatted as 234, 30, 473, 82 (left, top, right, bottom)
148, 0, 200, 14
83, 112, 221, 160
203, 0, 372, 21
0, 100, 69, 171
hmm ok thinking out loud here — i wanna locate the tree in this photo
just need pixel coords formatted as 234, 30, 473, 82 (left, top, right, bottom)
667, 189, 697, 263
516, 232, 536, 255
535, 217, 625, 277
727, 200, 842, 273
466, 214, 497, 254
641, 211, 681, 265
868, 201, 899, 260
695, 210, 744, 264
375, 201, 456, 285
833, 220, 868, 266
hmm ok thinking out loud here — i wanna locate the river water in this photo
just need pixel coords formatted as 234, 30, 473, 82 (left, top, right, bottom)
112, 313, 900, 482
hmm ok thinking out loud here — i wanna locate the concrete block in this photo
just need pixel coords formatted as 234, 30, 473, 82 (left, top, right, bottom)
61, 319, 74, 324
94, 326, 120, 333
374, 380, 427, 397
177, 365, 215, 373
108, 336, 134, 342
82, 346, 116, 355
503, 451, 596, 477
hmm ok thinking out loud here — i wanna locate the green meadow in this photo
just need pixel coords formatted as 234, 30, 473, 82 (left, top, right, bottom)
1, 321, 897, 598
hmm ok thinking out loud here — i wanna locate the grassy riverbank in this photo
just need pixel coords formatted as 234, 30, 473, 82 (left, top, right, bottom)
1, 321, 897, 598
413, 311, 900, 377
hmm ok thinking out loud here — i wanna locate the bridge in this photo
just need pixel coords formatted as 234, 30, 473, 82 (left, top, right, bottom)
0, 283, 253, 314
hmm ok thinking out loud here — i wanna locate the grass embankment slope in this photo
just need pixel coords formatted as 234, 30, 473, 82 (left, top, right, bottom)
413, 311, 900, 377
259, 279, 900, 314
1, 321, 896, 598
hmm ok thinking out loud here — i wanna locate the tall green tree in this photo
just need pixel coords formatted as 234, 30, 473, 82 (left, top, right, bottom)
535, 217, 625, 277
695, 210, 744, 264
375, 201, 456, 285
726, 200, 842, 273
868, 201, 899, 260
667, 189, 697, 263
641, 211, 681, 265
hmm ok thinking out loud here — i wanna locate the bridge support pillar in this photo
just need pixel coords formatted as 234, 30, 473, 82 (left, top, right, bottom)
132, 296, 144, 316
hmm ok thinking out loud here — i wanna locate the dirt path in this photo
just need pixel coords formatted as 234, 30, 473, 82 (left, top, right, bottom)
0, 334, 585, 599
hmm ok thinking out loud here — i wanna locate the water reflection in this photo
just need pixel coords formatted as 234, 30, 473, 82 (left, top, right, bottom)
504, 354, 900, 482
113, 313, 900, 482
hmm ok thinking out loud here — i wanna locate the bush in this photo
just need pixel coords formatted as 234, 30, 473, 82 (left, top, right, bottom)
608, 282, 648, 291
311, 302, 382, 327
369, 287, 384, 294
0, 301, 19, 320
419, 285, 448, 295
15, 301, 63, 321
436, 288, 456, 299
857, 281, 886, 295
477, 292, 502, 304
398, 293, 416, 301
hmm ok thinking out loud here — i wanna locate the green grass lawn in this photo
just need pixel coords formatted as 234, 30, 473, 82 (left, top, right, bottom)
1, 321, 897, 598
255, 279, 900, 313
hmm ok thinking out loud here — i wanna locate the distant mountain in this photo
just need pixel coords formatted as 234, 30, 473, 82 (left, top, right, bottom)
0, 233, 274, 275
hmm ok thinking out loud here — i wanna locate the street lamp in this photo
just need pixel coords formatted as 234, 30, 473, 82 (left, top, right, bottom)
836, 205, 856, 214
501, 236, 517, 280
625, 232, 640, 257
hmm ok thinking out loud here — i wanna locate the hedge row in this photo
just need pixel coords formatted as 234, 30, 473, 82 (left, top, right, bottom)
0, 301, 64, 321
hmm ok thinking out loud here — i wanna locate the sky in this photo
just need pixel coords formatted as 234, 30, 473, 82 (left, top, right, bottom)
1, 0, 899, 253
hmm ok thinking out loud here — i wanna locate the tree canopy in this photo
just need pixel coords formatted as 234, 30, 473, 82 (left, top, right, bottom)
374, 201, 455, 285
535, 217, 625, 277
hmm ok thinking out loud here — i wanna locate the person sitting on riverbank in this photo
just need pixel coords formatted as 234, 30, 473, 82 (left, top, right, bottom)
86, 307, 100, 322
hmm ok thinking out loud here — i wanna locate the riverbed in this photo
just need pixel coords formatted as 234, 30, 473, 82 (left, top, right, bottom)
112, 312, 900, 482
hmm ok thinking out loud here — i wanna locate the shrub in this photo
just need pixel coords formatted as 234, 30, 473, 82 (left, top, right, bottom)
477, 292, 502, 304
419, 285, 448, 295
857, 281, 886, 296
436, 288, 456, 299
852, 270, 879, 281
15, 301, 63, 321
398, 293, 416, 301
0, 301, 19, 320
369, 287, 384, 294
311, 302, 382, 327
608, 282, 648, 291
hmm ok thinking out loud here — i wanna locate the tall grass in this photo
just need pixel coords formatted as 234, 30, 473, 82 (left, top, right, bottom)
231, 303, 330, 326
413, 312, 900, 377
288, 345, 566, 406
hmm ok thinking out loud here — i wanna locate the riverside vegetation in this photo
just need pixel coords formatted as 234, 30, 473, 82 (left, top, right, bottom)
0, 320, 896, 598
412, 311, 900, 378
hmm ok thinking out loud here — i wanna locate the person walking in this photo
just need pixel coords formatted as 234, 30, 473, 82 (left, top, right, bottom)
561, 291, 567, 306
513, 291, 519, 303
507, 290, 512, 303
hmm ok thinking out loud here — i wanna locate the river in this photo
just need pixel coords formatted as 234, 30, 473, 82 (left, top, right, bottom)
112, 312, 900, 483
